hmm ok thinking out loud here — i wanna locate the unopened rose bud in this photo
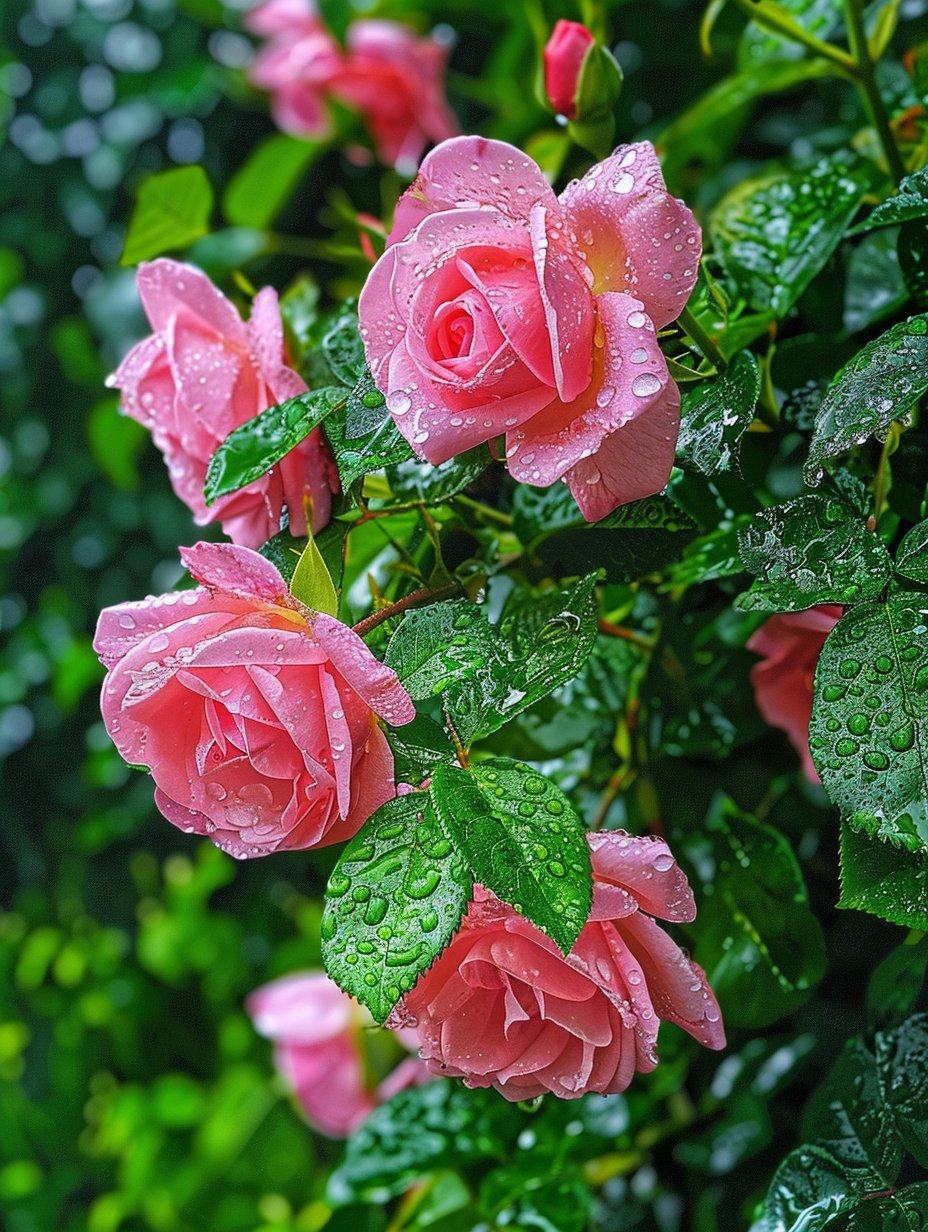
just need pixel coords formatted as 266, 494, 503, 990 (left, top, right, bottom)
543, 19, 595, 120
543, 20, 622, 160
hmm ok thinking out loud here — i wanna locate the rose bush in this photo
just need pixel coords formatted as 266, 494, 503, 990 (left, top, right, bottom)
93, 542, 415, 858
247, 971, 427, 1137
108, 259, 336, 549
358, 135, 700, 521
747, 606, 842, 783
395, 831, 724, 1100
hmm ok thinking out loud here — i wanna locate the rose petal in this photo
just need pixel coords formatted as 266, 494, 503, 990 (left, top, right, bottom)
180, 542, 296, 607
136, 259, 249, 343
312, 612, 416, 727
589, 830, 697, 924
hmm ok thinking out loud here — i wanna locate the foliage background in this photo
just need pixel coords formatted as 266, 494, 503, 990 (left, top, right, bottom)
4, 0, 928, 1229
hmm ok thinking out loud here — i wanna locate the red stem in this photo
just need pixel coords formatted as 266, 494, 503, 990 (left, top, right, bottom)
352, 582, 461, 638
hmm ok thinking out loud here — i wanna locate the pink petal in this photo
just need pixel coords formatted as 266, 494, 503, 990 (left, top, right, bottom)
564, 377, 680, 521
243, 0, 321, 38
388, 135, 559, 246
559, 142, 701, 328
589, 831, 697, 924
94, 589, 242, 670
136, 259, 249, 343
311, 612, 415, 726
106, 333, 170, 429
247, 971, 357, 1045
180, 542, 295, 607
279, 1035, 374, 1138
529, 201, 594, 402
506, 290, 668, 487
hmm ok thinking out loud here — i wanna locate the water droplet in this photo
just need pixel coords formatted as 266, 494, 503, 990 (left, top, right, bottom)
387, 392, 411, 415
632, 373, 661, 397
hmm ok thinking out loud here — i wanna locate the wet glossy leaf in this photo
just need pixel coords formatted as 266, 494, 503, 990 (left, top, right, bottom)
840, 822, 928, 932
735, 494, 892, 611
810, 593, 928, 851
711, 158, 864, 318
676, 350, 760, 474
682, 796, 827, 1027
121, 165, 213, 265
843, 228, 909, 334
867, 928, 928, 1034
386, 447, 492, 504
386, 714, 457, 783
850, 166, 928, 234
326, 1083, 518, 1206
204, 386, 344, 504
899, 219, 928, 310
384, 600, 500, 700
749, 1145, 858, 1232
325, 402, 416, 489
223, 134, 319, 229
895, 520, 928, 585
876, 1014, 928, 1170
480, 1166, 591, 1232
430, 759, 592, 955
321, 792, 473, 1023
322, 303, 367, 386
805, 315, 928, 484
662, 516, 752, 591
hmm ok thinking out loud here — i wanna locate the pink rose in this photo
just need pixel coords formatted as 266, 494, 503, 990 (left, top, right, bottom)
543, 20, 595, 120
395, 831, 724, 1100
245, 0, 342, 138
359, 137, 700, 522
107, 259, 337, 550
93, 541, 415, 859
247, 971, 427, 1137
328, 21, 459, 174
747, 605, 842, 783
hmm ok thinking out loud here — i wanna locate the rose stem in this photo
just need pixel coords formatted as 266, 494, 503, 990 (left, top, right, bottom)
352, 582, 462, 638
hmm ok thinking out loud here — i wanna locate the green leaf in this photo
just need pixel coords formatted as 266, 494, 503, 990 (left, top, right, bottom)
735, 494, 892, 611
711, 157, 865, 318
850, 167, 928, 234
867, 932, 928, 1034
289, 531, 338, 616
430, 759, 592, 955
749, 1145, 857, 1232
840, 821, 928, 932
385, 447, 492, 503
682, 797, 826, 1028
738, 0, 843, 68
896, 520, 928, 585
383, 600, 500, 700
876, 1014, 928, 1170
325, 402, 416, 490
843, 227, 909, 335
326, 1083, 518, 1207
480, 1167, 592, 1232
802, 1038, 904, 1186
257, 526, 306, 585
223, 134, 319, 229
121, 165, 213, 266
899, 218, 928, 310
322, 303, 367, 386
805, 315, 928, 484
321, 792, 473, 1023
676, 351, 760, 475
661, 515, 753, 591
386, 713, 457, 784
203, 386, 344, 505
810, 593, 928, 851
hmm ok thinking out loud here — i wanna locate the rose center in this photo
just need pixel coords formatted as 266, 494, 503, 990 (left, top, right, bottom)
430, 303, 476, 362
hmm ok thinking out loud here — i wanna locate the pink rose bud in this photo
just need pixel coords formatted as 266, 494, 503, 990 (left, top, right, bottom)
747, 605, 842, 783
107, 259, 338, 550
93, 542, 415, 859
328, 20, 459, 174
360, 137, 700, 522
247, 971, 428, 1137
394, 831, 724, 1100
543, 20, 595, 120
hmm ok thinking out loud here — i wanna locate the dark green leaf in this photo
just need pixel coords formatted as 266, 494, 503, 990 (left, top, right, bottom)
683, 796, 827, 1027
843, 228, 909, 334
735, 494, 892, 611
896, 520, 928, 585
386, 714, 457, 784
321, 793, 473, 1023
810, 593, 928, 851
430, 759, 592, 954
322, 303, 367, 386
840, 821, 928, 931
876, 1014, 928, 1170
325, 405, 416, 490
711, 157, 864, 318
673, 1093, 773, 1176
257, 526, 306, 585
805, 315, 928, 484
121, 165, 213, 266
850, 167, 928, 233
676, 351, 760, 474
385, 447, 492, 504
867, 932, 928, 1034
748, 1145, 868, 1232
326, 1083, 517, 1206
204, 386, 344, 504
223, 134, 319, 229
383, 600, 500, 700
480, 1166, 592, 1232
662, 515, 752, 591
899, 218, 928, 310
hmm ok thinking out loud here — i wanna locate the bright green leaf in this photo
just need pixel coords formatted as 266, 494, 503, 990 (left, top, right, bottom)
289, 531, 338, 616
895, 519, 928, 585
840, 821, 928, 931
223, 134, 319, 229
121, 165, 213, 266
384, 600, 500, 700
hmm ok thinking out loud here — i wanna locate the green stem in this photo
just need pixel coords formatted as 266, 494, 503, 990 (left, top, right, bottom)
678, 306, 727, 370
844, 0, 906, 186
732, 0, 856, 72
451, 493, 514, 528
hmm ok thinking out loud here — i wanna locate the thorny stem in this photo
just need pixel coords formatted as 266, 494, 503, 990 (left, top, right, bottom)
352, 582, 461, 638
678, 307, 727, 371
844, 0, 907, 186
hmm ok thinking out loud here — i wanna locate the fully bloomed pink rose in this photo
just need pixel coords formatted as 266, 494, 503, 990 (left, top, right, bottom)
107, 259, 337, 550
247, 971, 427, 1137
328, 21, 459, 174
359, 137, 700, 522
747, 605, 842, 783
544, 20, 595, 120
93, 541, 415, 858
394, 831, 724, 1100
245, 0, 342, 138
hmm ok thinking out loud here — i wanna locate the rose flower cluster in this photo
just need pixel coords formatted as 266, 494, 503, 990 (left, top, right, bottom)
94, 106, 739, 1121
